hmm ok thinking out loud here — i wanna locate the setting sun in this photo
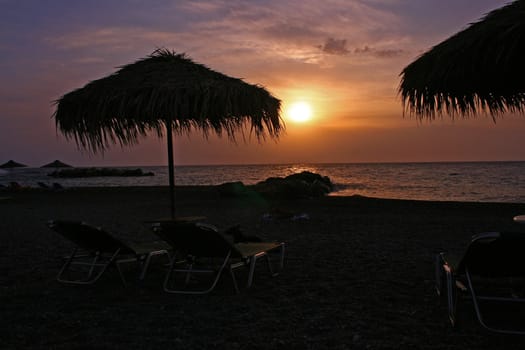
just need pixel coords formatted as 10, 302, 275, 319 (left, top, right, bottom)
287, 101, 312, 123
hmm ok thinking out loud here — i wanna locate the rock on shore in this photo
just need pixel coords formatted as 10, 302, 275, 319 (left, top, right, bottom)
217, 171, 334, 198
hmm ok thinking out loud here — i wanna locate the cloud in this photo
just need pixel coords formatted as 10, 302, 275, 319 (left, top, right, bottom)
42, 0, 410, 69
319, 39, 404, 58
374, 48, 404, 58
262, 22, 320, 44
320, 38, 350, 55
353, 45, 404, 58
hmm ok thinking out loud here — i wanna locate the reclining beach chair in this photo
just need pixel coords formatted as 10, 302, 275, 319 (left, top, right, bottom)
435, 231, 525, 334
151, 222, 285, 294
48, 220, 170, 285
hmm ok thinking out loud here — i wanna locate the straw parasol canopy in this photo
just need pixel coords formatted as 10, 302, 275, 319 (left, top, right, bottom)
399, 0, 525, 119
41, 160, 72, 168
53, 49, 283, 217
0, 160, 27, 169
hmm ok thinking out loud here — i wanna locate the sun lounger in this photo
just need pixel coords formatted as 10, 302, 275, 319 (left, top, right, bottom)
435, 231, 525, 334
48, 220, 170, 285
151, 221, 285, 294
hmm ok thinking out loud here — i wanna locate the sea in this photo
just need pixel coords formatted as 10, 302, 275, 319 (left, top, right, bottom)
1, 161, 525, 203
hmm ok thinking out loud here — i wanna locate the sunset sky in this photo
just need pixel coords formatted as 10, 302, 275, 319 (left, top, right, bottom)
1, 0, 523, 167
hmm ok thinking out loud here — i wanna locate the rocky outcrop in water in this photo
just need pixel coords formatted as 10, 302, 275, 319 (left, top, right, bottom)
48, 167, 154, 178
216, 171, 333, 199
252, 171, 333, 198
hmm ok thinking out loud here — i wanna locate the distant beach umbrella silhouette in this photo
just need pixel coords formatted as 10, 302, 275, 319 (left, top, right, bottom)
53, 49, 283, 218
41, 160, 72, 168
399, 0, 525, 119
0, 160, 27, 168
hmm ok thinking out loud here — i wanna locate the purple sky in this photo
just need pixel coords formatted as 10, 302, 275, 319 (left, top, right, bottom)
1, 0, 522, 167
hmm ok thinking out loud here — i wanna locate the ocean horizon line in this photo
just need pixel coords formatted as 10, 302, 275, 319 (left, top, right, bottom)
2, 161, 525, 203
4, 159, 525, 169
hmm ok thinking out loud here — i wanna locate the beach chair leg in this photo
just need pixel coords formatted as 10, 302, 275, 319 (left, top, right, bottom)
263, 253, 281, 278
247, 255, 259, 288
246, 244, 286, 288
463, 269, 525, 335
137, 255, 149, 281
435, 253, 445, 296
163, 256, 195, 291
279, 243, 285, 270
57, 247, 79, 282
138, 250, 170, 281
184, 263, 194, 286
464, 268, 492, 330
87, 253, 100, 280
202, 253, 231, 294
164, 252, 232, 294
115, 261, 128, 287
163, 258, 178, 292
267, 243, 285, 277
229, 267, 240, 294
247, 251, 269, 288
445, 267, 457, 327
265, 254, 275, 276
57, 249, 121, 285
86, 250, 122, 285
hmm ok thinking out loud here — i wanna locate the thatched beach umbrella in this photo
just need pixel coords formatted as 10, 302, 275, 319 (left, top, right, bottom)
41, 160, 72, 168
399, 0, 525, 119
53, 49, 283, 218
0, 160, 27, 169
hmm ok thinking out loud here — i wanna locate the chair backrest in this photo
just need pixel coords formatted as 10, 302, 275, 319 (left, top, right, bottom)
48, 220, 134, 254
153, 222, 237, 258
459, 231, 525, 277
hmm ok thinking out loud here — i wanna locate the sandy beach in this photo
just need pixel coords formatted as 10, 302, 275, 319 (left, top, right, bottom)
2, 186, 525, 349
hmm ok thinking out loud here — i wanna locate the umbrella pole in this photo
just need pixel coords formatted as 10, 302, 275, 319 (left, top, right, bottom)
166, 120, 175, 219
